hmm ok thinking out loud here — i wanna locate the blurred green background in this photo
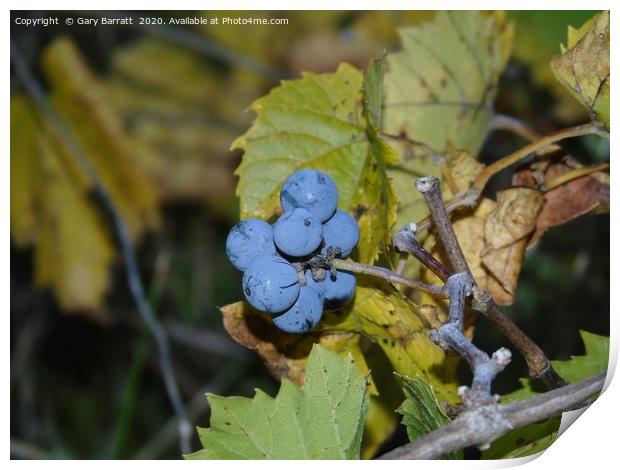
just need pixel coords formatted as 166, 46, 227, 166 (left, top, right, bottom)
10, 10, 608, 459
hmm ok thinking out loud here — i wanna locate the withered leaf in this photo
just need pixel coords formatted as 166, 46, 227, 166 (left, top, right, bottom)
481, 188, 543, 300
513, 156, 609, 247
482, 188, 543, 251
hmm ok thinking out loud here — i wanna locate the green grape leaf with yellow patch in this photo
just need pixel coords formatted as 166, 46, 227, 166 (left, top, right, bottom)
233, 62, 398, 264
382, 11, 513, 259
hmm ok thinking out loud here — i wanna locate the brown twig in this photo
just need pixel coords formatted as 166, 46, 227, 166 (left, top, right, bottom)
379, 373, 605, 460
410, 177, 566, 389
416, 177, 471, 275
393, 223, 449, 282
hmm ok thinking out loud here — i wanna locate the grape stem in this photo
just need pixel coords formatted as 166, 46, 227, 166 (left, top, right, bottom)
305, 256, 448, 298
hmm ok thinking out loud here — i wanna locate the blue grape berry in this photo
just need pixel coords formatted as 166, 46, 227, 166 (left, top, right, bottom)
322, 270, 356, 310
280, 169, 338, 222
274, 208, 323, 257
272, 286, 323, 334
320, 210, 360, 257
226, 219, 276, 271
242, 256, 300, 313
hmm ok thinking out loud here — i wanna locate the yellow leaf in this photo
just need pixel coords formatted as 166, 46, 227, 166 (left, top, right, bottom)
550, 11, 610, 128
34, 124, 116, 314
10, 97, 40, 246
42, 38, 161, 241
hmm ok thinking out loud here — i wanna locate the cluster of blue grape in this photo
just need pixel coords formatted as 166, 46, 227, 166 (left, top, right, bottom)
226, 169, 360, 334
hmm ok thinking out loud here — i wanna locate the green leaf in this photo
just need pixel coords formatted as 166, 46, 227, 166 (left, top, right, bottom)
358, 58, 400, 262
482, 417, 560, 460
186, 344, 369, 460
506, 330, 609, 402
397, 376, 462, 459
553, 331, 610, 383
550, 11, 610, 128
383, 11, 513, 155
233, 62, 397, 263
363, 57, 385, 129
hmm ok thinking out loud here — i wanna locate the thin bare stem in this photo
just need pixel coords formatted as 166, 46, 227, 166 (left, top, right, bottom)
11, 40, 191, 454
331, 258, 447, 298
491, 114, 543, 141
476, 122, 605, 192
545, 162, 610, 191
393, 223, 449, 281
380, 373, 605, 460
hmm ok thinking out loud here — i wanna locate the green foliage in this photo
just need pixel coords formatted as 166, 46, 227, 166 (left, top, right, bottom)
482, 417, 560, 460
506, 331, 609, 402
215, 10, 609, 461
186, 345, 369, 460
396, 376, 462, 459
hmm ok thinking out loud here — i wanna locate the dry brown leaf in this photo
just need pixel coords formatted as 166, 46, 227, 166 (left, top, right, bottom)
443, 149, 485, 195
482, 188, 543, 251
481, 188, 543, 301
481, 240, 528, 298
513, 156, 609, 247
451, 199, 515, 305
425, 189, 542, 307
